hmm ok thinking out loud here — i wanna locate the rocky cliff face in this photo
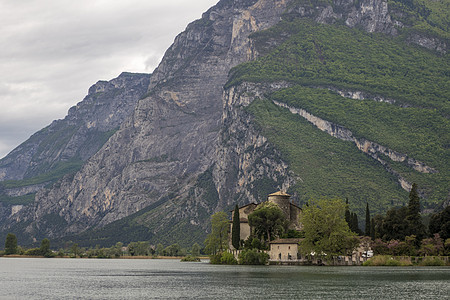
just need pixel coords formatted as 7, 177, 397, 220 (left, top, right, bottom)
0, 72, 150, 182
213, 81, 297, 209
6, 0, 294, 239
1, 0, 446, 244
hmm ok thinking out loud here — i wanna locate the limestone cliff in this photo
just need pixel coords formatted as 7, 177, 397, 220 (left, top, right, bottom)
6, 0, 294, 240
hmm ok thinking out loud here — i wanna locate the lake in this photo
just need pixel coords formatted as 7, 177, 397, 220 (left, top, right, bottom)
0, 258, 449, 299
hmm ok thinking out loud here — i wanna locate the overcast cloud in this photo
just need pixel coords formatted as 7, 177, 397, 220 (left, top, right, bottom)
0, 0, 218, 158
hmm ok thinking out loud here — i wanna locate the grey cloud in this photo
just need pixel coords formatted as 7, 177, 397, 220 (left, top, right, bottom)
0, 0, 218, 158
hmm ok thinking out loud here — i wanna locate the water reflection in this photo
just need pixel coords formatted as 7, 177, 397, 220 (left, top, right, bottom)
0, 258, 449, 299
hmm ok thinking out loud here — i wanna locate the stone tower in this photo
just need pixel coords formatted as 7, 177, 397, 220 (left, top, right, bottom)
268, 191, 291, 221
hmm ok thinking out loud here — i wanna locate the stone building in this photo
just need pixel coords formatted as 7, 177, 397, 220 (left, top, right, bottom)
230, 191, 302, 249
269, 238, 302, 261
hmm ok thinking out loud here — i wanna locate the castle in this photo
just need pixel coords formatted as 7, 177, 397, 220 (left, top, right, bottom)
230, 191, 302, 249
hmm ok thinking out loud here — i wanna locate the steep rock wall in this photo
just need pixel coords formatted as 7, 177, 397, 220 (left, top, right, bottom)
11, 0, 294, 238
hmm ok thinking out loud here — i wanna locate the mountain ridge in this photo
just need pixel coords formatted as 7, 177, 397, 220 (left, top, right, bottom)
0, 0, 448, 247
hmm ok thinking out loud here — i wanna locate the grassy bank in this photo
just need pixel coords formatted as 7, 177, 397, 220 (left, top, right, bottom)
363, 255, 450, 266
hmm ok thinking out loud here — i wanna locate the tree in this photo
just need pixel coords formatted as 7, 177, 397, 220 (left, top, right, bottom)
156, 243, 164, 256
429, 206, 450, 240
300, 198, 359, 258
231, 204, 241, 250
248, 202, 288, 244
191, 243, 200, 257
372, 214, 385, 239
164, 243, 182, 256
128, 241, 151, 256
70, 243, 79, 258
204, 211, 229, 255
344, 200, 361, 235
405, 183, 425, 241
111, 242, 123, 258
365, 203, 371, 236
4, 233, 18, 255
40, 238, 52, 257
350, 212, 361, 235
381, 206, 408, 241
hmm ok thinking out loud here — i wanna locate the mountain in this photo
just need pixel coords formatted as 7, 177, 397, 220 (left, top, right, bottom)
0, 0, 448, 247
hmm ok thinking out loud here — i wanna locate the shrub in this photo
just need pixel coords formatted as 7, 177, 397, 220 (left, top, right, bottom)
363, 255, 412, 266
181, 255, 201, 262
419, 256, 445, 266
384, 258, 402, 266
220, 252, 238, 265
24, 248, 42, 256
238, 249, 269, 265
209, 253, 223, 264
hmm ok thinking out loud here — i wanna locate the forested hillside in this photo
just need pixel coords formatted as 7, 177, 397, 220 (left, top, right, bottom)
228, 2, 449, 213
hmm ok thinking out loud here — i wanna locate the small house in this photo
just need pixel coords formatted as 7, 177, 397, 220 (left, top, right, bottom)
269, 238, 302, 261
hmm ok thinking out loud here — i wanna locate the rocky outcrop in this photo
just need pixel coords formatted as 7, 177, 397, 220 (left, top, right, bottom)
272, 99, 438, 189
406, 34, 447, 54
213, 82, 297, 208
4, 183, 48, 197
327, 87, 397, 105
288, 0, 446, 53
288, 0, 399, 35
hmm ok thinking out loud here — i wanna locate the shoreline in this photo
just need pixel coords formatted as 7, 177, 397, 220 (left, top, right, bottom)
0, 255, 209, 260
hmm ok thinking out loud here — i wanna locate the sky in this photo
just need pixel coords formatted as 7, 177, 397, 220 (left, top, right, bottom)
0, 0, 219, 159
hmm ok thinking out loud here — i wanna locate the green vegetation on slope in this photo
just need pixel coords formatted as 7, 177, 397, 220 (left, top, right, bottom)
0, 128, 118, 204
246, 99, 406, 215
269, 86, 449, 203
1, 159, 83, 189
0, 193, 35, 205
229, 17, 449, 207
389, 0, 449, 40
228, 19, 449, 114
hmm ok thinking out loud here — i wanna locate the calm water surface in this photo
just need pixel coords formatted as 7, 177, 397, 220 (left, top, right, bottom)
0, 258, 449, 299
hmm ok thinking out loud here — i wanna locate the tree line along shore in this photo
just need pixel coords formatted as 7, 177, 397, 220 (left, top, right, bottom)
203, 184, 449, 266
2, 184, 449, 266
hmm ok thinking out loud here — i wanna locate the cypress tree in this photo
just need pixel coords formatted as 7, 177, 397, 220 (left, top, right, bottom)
345, 199, 351, 225
4, 233, 18, 255
232, 204, 240, 250
351, 213, 362, 235
406, 183, 425, 240
365, 203, 371, 236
